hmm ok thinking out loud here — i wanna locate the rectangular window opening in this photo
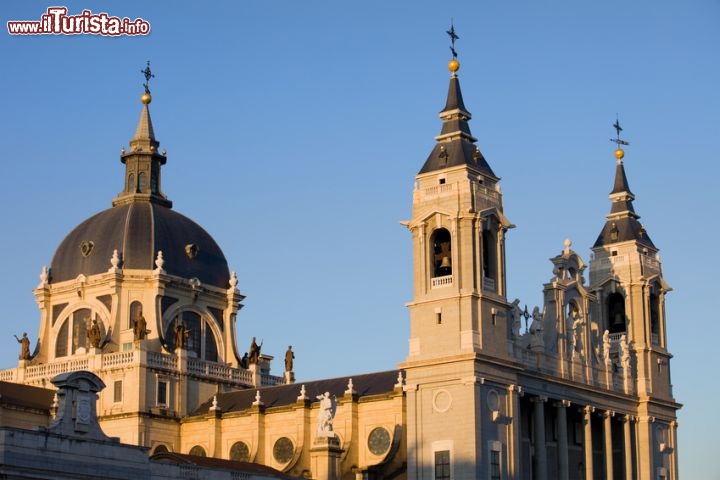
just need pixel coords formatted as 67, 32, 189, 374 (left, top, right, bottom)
434, 450, 450, 480
113, 380, 122, 403
490, 449, 501, 480
157, 380, 168, 406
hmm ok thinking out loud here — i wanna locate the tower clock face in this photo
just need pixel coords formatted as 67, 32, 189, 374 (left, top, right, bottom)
367, 427, 391, 456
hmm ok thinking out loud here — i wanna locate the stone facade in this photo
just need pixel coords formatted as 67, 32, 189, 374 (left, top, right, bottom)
0, 52, 680, 479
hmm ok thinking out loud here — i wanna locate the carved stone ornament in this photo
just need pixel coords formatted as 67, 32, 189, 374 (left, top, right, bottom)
79, 241, 94, 257
185, 243, 199, 259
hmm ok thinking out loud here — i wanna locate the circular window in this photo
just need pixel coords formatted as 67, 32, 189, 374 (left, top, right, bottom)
230, 441, 250, 462
273, 437, 294, 464
367, 427, 391, 456
189, 445, 206, 457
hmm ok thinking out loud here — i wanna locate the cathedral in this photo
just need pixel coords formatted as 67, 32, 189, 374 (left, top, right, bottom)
0, 39, 680, 480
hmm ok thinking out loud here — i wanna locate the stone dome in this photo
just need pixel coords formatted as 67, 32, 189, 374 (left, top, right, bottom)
50, 202, 230, 288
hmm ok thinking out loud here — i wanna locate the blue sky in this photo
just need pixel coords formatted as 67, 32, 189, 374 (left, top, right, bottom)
1, 1, 718, 477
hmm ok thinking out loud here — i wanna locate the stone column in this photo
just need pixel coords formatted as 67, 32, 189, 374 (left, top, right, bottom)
582, 406, 595, 480
555, 400, 570, 480
621, 414, 633, 480
669, 420, 679, 480
507, 385, 522, 478
532, 396, 548, 480
310, 436, 343, 480
603, 410, 614, 480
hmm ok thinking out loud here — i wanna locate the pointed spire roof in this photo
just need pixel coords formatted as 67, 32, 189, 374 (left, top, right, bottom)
418, 61, 496, 177
113, 63, 170, 208
593, 148, 655, 249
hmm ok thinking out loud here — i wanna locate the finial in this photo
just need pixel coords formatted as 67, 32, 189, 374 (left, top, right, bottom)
109, 249, 121, 272
446, 22, 460, 73
345, 378, 356, 395
253, 390, 263, 406
229, 271, 238, 288
394, 371, 404, 389
297, 384, 308, 402
140, 60, 154, 104
610, 114, 629, 162
563, 238, 572, 254
39, 265, 48, 285
154, 250, 165, 273
210, 395, 220, 412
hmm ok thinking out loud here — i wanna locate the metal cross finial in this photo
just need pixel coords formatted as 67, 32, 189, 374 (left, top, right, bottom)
141, 60, 155, 94
446, 22, 459, 59
610, 115, 630, 146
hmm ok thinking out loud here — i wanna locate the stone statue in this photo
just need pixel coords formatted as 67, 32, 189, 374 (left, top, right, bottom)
620, 334, 630, 370
248, 337, 262, 365
529, 306, 544, 349
571, 315, 584, 357
174, 319, 189, 350
240, 352, 249, 369
133, 309, 149, 341
316, 391, 336, 437
509, 299, 522, 339
14, 332, 30, 360
285, 345, 295, 372
87, 318, 102, 348
602, 330, 611, 365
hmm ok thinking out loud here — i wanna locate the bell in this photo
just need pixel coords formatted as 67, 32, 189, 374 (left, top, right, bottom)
440, 256, 451, 268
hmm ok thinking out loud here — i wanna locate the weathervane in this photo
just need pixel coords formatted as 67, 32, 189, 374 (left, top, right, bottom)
446, 22, 459, 59
610, 115, 630, 147
141, 60, 154, 94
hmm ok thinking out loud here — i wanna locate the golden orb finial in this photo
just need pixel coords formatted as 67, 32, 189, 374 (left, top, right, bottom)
448, 59, 460, 73
614, 148, 625, 160
141, 92, 152, 105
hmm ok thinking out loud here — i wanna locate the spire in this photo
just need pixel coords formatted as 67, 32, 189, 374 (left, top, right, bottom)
418, 27, 496, 177
113, 62, 171, 208
593, 120, 654, 249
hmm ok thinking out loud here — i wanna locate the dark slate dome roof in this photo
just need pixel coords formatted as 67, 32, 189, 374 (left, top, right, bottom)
50, 202, 230, 288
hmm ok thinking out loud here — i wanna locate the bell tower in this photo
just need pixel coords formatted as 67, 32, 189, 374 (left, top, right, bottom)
588, 122, 677, 479
404, 40, 513, 363
401, 28, 515, 479
588, 121, 674, 400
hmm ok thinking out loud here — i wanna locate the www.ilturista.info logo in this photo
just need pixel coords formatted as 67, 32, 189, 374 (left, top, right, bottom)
7, 7, 150, 36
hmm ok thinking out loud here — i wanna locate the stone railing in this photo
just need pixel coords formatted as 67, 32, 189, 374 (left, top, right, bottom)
641, 254, 661, 273
147, 351, 177, 370
0, 349, 263, 388
515, 344, 632, 395
102, 350, 137, 368
0, 369, 16, 382
431, 275, 453, 289
594, 254, 629, 271
424, 183, 454, 197
261, 373, 285, 386
25, 358, 89, 380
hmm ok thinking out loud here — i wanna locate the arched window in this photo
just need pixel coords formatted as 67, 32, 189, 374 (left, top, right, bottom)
607, 292, 626, 334
150, 173, 158, 194
56, 320, 69, 358
482, 229, 497, 290
430, 228, 452, 278
152, 444, 169, 455
189, 445, 206, 457
127, 173, 135, 193
129, 301, 143, 330
138, 172, 147, 193
650, 288, 660, 343
230, 441, 250, 462
164, 311, 219, 361
55, 308, 96, 357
